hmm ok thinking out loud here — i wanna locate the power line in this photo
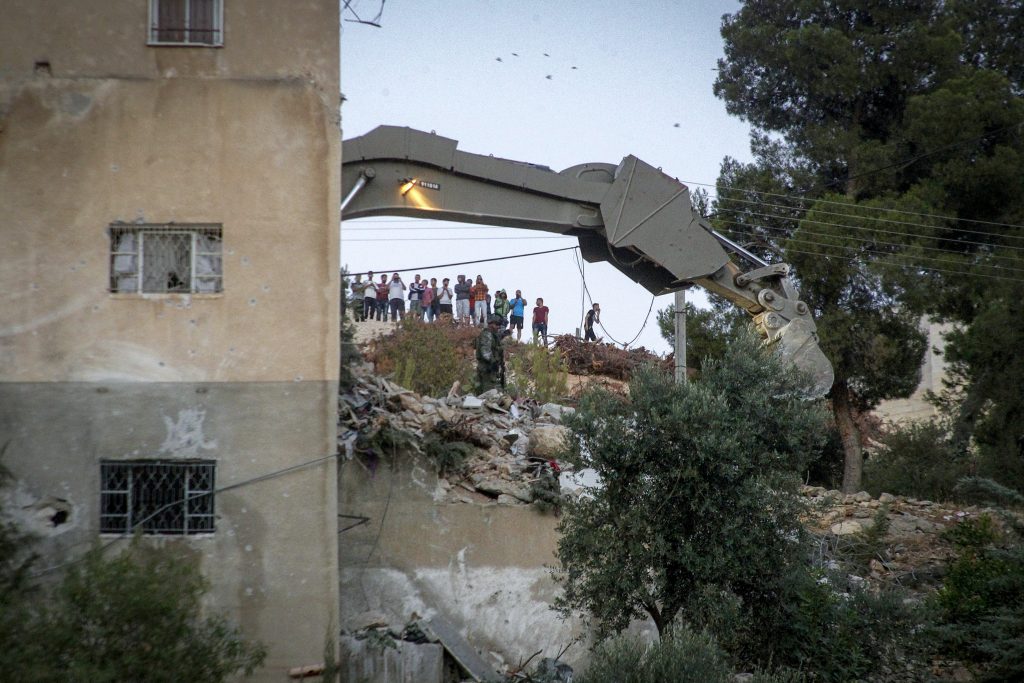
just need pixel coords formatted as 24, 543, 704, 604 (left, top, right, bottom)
715, 216, 1024, 276
345, 245, 579, 277
715, 197, 1024, 247
692, 179, 1024, 232
342, 236, 574, 241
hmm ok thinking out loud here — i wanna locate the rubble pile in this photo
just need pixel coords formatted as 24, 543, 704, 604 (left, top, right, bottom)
339, 368, 573, 506
801, 485, 1018, 591
552, 335, 670, 380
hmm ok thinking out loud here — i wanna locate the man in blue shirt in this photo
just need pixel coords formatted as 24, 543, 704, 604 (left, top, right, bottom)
508, 289, 527, 342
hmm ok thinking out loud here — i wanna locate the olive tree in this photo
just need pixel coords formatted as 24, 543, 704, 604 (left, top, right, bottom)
552, 334, 828, 638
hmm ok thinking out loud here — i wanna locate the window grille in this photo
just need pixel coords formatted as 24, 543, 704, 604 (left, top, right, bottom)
109, 224, 222, 294
100, 460, 215, 535
150, 0, 223, 46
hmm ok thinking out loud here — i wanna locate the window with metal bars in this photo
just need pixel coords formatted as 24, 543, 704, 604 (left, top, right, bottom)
149, 0, 223, 46
100, 460, 216, 535
109, 224, 222, 294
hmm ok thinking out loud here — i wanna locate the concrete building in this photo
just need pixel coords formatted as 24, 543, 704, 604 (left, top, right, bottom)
0, 1, 341, 678
875, 321, 952, 423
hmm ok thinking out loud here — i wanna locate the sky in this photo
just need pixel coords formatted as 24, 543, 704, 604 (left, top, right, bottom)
339, 0, 753, 353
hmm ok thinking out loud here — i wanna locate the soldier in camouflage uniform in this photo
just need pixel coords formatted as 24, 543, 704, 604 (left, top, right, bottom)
475, 314, 506, 393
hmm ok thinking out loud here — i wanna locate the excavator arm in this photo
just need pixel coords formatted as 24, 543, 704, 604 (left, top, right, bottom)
342, 125, 834, 396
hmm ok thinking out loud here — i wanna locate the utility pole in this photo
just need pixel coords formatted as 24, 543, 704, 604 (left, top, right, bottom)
674, 289, 686, 384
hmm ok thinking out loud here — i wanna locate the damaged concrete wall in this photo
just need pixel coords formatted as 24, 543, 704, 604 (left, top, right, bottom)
0, 2, 341, 680
339, 455, 594, 672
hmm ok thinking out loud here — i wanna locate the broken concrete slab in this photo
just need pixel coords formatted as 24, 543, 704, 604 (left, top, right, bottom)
528, 424, 569, 459
417, 616, 502, 683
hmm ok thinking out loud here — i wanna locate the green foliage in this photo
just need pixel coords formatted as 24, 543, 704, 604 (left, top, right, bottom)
422, 433, 475, 477
833, 506, 892, 574
863, 419, 969, 501
373, 318, 473, 397
940, 289, 1024, 494
655, 294, 747, 372
508, 343, 569, 402
932, 515, 1024, 680
0, 539, 265, 682
764, 570, 923, 683
552, 334, 828, 638
954, 477, 1024, 508
574, 628, 732, 683
529, 464, 562, 515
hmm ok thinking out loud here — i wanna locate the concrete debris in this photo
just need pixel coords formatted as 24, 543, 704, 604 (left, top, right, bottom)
801, 484, 1024, 595
339, 368, 575, 507
527, 425, 570, 459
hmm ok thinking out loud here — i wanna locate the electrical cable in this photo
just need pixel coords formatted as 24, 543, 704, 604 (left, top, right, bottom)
715, 197, 1024, 248
572, 249, 657, 347
347, 245, 579, 277
715, 217, 1024, 277
686, 178, 1024, 232
342, 236, 573, 241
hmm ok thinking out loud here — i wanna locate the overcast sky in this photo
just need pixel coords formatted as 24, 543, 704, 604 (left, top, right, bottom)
340, 0, 752, 353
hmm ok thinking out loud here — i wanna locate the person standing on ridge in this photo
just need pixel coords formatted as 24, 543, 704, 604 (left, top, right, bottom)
509, 289, 527, 341
533, 298, 550, 345
438, 278, 454, 321
584, 303, 601, 342
454, 274, 472, 325
408, 274, 425, 319
471, 275, 489, 326
387, 273, 406, 322
375, 273, 389, 321
493, 289, 511, 328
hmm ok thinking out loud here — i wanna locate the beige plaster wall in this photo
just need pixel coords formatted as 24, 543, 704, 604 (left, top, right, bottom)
338, 455, 611, 672
0, 76, 339, 383
0, 0, 339, 88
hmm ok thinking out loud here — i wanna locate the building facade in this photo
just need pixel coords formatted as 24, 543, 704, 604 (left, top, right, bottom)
0, 1, 341, 678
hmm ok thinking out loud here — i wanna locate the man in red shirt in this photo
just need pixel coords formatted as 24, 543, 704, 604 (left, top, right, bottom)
532, 297, 550, 345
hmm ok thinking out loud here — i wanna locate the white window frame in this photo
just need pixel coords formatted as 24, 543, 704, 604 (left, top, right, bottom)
148, 0, 224, 47
100, 460, 216, 536
109, 223, 223, 295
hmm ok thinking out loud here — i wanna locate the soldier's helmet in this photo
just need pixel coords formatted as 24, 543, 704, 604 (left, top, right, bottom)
487, 315, 503, 325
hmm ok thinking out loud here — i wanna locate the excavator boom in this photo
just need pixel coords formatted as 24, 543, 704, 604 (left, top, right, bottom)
342, 125, 834, 396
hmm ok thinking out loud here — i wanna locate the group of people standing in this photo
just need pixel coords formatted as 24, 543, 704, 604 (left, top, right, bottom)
349, 271, 554, 344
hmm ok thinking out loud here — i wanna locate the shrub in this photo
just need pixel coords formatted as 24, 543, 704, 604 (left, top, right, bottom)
932, 514, 1024, 680
508, 343, 569, 402
954, 477, 1024, 507
863, 419, 969, 501
370, 319, 474, 396
763, 569, 924, 682
574, 628, 732, 683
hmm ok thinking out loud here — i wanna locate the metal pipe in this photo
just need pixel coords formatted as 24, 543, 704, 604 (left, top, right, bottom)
340, 173, 369, 213
711, 229, 769, 267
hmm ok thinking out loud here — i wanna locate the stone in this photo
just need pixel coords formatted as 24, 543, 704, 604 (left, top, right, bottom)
879, 492, 897, 504
853, 509, 872, 518
472, 476, 533, 502
831, 520, 864, 535
540, 403, 575, 421
869, 558, 886, 575
528, 424, 570, 458
914, 517, 942, 533
398, 393, 423, 413
853, 490, 872, 502
802, 485, 827, 497
462, 396, 484, 410
496, 494, 519, 505
479, 389, 501, 401
734, 675, 754, 683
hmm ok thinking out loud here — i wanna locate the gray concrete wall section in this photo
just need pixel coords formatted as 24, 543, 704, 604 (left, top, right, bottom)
338, 456, 590, 671
0, 381, 338, 676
